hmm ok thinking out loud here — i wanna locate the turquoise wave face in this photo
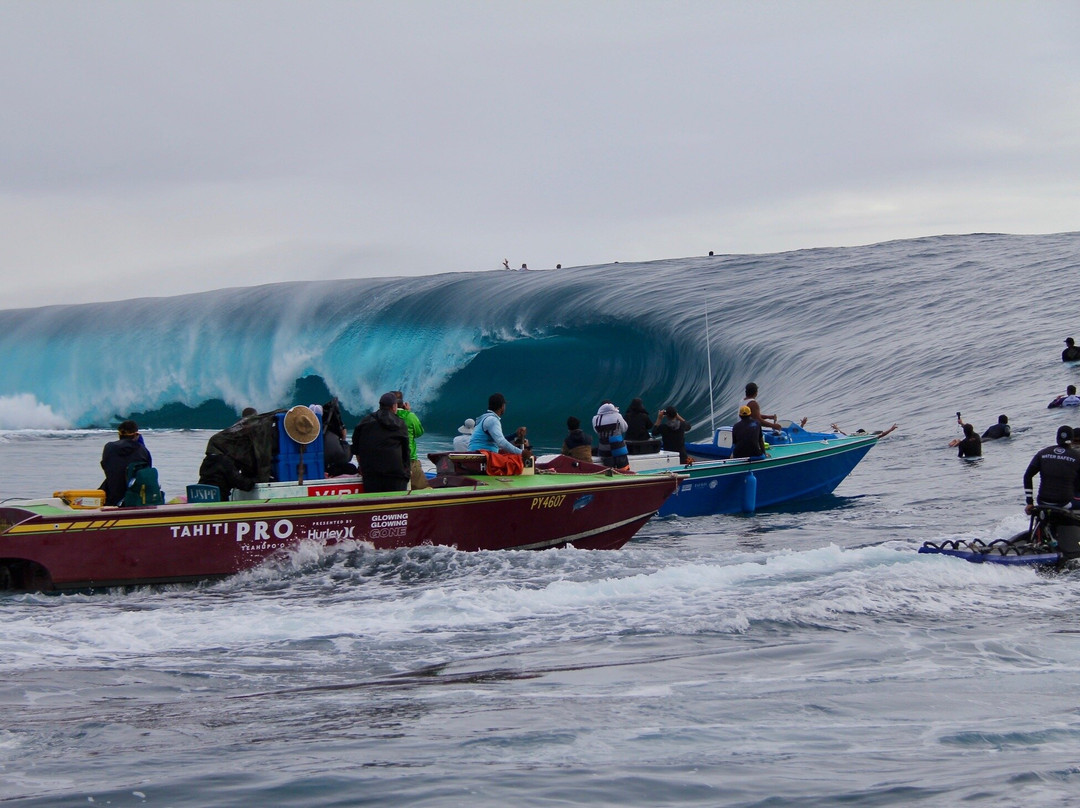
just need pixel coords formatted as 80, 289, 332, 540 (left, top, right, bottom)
0, 232, 1077, 442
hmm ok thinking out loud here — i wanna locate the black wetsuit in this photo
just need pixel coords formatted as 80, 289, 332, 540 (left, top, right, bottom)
1023, 444, 1080, 506
982, 423, 1011, 440
731, 416, 765, 459
956, 434, 982, 457
1063, 346, 1080, 362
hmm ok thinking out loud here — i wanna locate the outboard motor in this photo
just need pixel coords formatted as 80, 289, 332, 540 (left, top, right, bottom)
1052, 517, 1080, 557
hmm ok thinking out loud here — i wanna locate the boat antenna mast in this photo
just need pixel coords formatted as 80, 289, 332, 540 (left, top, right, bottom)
705, 300, 715, 433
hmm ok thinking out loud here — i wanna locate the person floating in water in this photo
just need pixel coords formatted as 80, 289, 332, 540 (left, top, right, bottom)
1048, 385, 1080, 408
1063, 337, 1080, 362
982, 414, 1011, 440
830, 423, 898, 438
949, 422, 982, 457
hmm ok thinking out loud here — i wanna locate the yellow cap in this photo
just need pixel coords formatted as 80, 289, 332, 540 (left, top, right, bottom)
739, 405, 751, 416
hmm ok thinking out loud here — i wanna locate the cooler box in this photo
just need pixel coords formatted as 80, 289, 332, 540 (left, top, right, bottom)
272, 412, 325, 482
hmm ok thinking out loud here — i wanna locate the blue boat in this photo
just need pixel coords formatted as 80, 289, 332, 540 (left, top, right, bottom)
539, 423, 879, 517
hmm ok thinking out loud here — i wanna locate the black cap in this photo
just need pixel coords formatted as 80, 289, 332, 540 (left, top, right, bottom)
1057, 425, 1073, 446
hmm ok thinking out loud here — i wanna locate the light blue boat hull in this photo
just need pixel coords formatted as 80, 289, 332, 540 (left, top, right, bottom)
654, 434, 878, 517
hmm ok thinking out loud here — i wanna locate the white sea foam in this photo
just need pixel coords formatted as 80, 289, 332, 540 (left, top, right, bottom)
0, 393, 71, 430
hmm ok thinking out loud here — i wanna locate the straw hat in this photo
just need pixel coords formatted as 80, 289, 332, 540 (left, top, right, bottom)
283, 405, 320, 445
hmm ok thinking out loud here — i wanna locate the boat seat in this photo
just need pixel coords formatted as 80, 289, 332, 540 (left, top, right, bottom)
186, 484, 221, 503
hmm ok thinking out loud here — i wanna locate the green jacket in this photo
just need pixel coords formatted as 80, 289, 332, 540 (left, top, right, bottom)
397, 408, 425, 460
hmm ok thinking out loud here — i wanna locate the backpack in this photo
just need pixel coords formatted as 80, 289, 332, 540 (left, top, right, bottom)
121, 461, 165, 507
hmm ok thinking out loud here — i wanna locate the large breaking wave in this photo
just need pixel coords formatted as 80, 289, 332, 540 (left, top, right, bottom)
1, 232, 1078, 443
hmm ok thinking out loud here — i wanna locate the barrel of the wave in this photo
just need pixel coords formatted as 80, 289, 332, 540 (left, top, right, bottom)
743, 470, 757, 513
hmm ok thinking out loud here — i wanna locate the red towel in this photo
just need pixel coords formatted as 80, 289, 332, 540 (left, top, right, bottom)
481, 450, 525, 476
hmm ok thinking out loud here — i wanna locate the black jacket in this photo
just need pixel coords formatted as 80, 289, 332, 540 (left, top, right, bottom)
731, 417, 765, 459
198, 453, 255, 500
100, 437, 152, 506
351, 410, 410, 480
624, 410, 652, 442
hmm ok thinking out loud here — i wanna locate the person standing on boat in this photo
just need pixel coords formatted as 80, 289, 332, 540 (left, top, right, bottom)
351, 392, 411, 493
469, 393, 528, 456
592, 401, 630, 469
731, 405, 766, 459
741, 382, 784, 431
653, 405, 692, 464
1023, 425, 1080, 513
623, 398, 653, 442
393, 392, 429, 490
100, 420, 152, 506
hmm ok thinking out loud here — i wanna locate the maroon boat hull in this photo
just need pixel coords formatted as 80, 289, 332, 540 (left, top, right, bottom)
0, 472, 678, 591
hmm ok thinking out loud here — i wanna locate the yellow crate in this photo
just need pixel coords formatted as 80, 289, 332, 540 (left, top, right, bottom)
53, 490, 106, 509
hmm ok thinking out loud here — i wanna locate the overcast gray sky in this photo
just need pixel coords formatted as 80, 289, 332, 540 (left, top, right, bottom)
1, 0, 1078, 309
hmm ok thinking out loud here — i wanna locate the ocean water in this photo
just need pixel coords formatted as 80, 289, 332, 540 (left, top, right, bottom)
3, 233, 1080, 806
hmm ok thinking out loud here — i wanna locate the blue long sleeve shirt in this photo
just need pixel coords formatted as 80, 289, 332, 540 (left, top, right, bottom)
467, 410, 522, 454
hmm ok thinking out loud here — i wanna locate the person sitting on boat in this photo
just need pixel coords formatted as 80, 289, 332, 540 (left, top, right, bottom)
453, 418, 475, 451
1023, 425, 1080, 513
1048, 385, 1080, 408
99, 420, 153, 506
469, 393, 528, 457
592, 401, 630, 469
982, 414, 1011, 440
624, 398, 653, 442
948, 423, 982, 457
561, 416, 594, 462
351, 392, 411, 493
741, 382, 784, 431
321, 399, 357, 477
731, 405, 766, 459
1063, 337, 1080, 362
653, 405, 692, 464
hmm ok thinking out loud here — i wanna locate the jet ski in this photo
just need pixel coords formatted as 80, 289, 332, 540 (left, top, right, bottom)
918, 505, 1080, 569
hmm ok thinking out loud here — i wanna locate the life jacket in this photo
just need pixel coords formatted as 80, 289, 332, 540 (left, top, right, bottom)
121, 461, 164, 507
